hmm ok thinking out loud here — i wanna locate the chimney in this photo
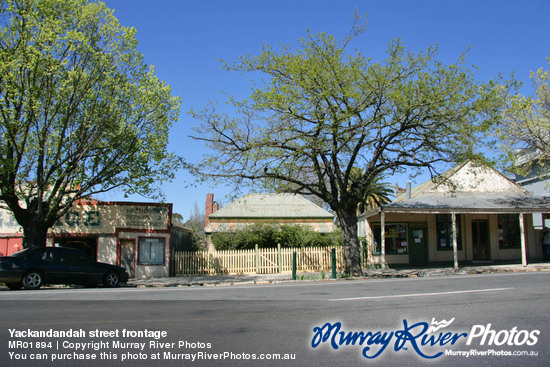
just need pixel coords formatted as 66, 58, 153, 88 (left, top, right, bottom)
395, 183, 406, 195
406, 181, 412, 200
205, 193, 214, 227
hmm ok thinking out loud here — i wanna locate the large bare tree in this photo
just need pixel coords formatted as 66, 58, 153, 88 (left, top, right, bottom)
189, 19, 502, 274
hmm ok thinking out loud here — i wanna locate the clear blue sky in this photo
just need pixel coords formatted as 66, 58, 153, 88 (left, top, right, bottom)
101, 0, 550, 219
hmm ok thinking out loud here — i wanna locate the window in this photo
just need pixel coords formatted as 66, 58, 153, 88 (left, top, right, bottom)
498, 214, 521, 249
436, 214, 463, 251
138, 238, 165, 265
61, 249, 90, 264
372, 224, 408, 254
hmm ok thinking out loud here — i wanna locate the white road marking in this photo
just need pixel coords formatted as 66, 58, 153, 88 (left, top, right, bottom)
329, 287, 514, 301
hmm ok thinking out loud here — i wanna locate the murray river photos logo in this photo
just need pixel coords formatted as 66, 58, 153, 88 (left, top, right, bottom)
310, 318, 540, 360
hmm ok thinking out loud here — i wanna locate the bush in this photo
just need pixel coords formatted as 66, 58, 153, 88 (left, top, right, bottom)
211, 224, 342, 250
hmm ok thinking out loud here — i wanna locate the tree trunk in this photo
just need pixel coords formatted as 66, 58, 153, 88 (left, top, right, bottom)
22, 221, 49, 248
338, 208, 362, 276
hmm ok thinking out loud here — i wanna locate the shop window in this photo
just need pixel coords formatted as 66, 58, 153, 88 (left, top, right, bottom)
498, 214, 521, 249
138, 238, 165, 265
436, 214, 463, 251
372, 224, 408, 254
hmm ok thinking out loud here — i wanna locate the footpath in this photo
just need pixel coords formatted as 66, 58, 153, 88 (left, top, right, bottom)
127, 262, 550, 288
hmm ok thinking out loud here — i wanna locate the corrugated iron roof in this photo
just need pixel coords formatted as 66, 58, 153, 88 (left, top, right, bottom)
364, 193, 550, 217
360, 161, 549, 219
394, 161, 526, 202
208, 193, 334, 219
206, 221, 335, 233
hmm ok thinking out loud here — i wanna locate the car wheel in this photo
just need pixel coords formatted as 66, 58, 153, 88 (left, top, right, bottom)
103, 271, 120, 288
6, 283, 22, 290
22, 271, 44, 290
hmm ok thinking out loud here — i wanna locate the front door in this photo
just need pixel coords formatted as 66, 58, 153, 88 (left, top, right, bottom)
472, 220, 490, 260
409, 227, 428, 266
120, 240, 135, 278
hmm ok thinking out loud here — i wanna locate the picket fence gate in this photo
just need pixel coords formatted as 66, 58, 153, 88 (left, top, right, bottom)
172, 245, 344, 275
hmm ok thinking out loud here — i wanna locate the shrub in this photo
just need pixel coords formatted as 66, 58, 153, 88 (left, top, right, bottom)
211, 224, 342, 250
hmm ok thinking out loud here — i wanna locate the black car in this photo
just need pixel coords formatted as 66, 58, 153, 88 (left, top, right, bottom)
0, 247, 129, 290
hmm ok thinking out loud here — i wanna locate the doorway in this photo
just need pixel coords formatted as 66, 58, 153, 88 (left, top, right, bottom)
409, 227, 428, 266
472, 220, 490, 260
120, 239, 135, 278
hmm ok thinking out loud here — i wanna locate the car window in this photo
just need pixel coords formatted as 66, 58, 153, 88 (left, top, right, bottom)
25, 249, 49, 261
41, 249, 64, 263
61, 249, 91, 264
54, 248, 70, 263
75, 252, 91, 263
10, 248, 32, 257
41, 250, 53, 262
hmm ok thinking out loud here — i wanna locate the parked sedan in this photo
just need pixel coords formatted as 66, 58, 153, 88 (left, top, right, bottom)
0, 247, 129, 290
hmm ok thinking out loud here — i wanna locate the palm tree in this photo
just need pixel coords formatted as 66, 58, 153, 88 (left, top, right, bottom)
349, 167, 393, 215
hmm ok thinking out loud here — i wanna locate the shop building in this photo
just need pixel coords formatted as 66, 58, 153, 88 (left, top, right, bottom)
357, 162, 550, 267
0, 200, 180, 278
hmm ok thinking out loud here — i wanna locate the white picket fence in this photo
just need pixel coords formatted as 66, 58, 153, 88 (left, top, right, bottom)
173, 246, 344, 275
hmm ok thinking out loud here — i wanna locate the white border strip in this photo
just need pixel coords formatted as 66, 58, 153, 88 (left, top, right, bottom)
329, 287, 514, 301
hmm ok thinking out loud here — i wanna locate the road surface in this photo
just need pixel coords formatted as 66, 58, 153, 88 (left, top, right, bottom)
1, 271, 549, 366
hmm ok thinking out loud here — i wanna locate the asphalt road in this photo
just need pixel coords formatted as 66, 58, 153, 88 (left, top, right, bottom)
1, 272, 549, 367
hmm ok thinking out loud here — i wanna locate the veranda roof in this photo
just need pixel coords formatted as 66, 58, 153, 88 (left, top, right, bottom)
361, 193, 550, 218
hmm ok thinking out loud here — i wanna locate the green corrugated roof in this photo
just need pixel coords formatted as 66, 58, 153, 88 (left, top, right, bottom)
208, 193, 334, 219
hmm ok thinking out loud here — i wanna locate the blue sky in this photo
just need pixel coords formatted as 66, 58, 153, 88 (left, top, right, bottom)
101, 0, 550, 219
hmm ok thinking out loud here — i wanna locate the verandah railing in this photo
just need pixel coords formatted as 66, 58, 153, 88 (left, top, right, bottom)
172, 245, 344, 275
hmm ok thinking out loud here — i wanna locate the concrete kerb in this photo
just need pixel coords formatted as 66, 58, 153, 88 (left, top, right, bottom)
3, 263, 547, 291
125, 263, 550, 288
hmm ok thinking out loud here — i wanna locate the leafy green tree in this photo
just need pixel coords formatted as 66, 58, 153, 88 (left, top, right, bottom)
497, 58, 550, 178
0, 0, 181, 248
190, 16, 502, 274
